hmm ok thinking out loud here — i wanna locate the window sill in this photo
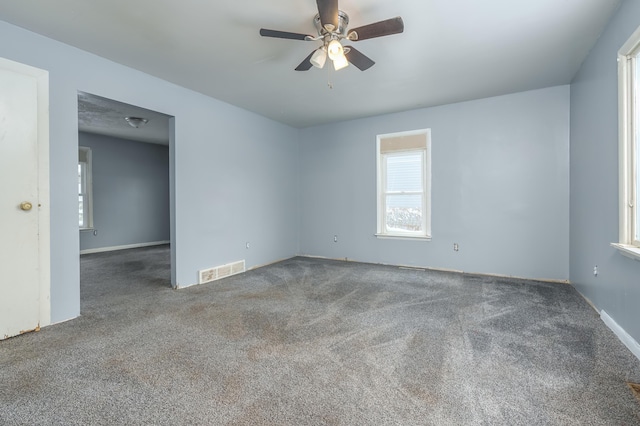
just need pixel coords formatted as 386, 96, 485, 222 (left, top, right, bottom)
375, 234, 432, 241
80, 228, 95, 232
611, 243, 640, 261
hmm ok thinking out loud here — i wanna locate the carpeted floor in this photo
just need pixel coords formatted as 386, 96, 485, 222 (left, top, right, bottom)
1, 245, 640, 425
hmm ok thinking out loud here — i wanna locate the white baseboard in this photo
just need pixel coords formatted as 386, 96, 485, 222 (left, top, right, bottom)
601, 310, 640, 362
80, 240, 169, 255
296, 254, 568, 284
248, 256, 296, 271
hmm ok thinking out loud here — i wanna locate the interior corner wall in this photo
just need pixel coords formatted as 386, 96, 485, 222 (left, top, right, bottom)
78, 132, 170, 252
0, 20, 299, 323
299, 86, 570, 281
569, 0, 640, 343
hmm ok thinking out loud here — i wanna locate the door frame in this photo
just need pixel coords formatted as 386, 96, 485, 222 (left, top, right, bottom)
0, 57, 51, 329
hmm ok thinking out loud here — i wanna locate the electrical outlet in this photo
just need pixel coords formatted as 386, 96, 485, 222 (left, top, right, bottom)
334, 235, 338, 243
453, 243, 459, 252
593, 266, 598, 277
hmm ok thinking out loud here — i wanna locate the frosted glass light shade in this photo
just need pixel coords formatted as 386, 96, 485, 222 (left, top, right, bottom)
327, 40, 344, 61
310, 48, 327, 69
333, 54, 349, 71
125, 117, 148, 128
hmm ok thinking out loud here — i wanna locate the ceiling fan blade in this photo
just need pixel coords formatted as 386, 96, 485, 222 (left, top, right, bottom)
316, 0, 339, 31
260, 28, 312, 41
348, 17, 404, 41
295, 51, 316, 71
344, 46, 375, 71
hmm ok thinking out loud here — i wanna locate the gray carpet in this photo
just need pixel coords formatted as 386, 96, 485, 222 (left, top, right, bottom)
1, 246, 640, 425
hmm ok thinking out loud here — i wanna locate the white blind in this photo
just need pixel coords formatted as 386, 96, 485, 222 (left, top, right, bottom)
385, 153, 423, 192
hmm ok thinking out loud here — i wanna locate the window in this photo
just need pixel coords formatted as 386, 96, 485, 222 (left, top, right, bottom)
614, 25, 640, 260
78, 146, 93, 229
376, 129, 431, 239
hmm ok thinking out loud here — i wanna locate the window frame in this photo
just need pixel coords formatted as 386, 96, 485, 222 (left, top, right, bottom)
375, 129, 432, 240
78, 146, 94, 230
613, 24, 640, 261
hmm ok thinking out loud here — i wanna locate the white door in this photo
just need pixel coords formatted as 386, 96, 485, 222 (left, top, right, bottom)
0, 57, 50, 340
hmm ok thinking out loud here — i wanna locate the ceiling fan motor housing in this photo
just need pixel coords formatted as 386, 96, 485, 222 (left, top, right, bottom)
314, 10, 349, 36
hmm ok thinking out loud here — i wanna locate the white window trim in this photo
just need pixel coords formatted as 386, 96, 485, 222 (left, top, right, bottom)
376, 129, 432, 241
79, 146, 94, 230
614, 24, 640, 261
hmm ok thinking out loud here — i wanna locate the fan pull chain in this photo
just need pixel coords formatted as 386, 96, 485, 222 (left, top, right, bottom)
327, 62, 333, 89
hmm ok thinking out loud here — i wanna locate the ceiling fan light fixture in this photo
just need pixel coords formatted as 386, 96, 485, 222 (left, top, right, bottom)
333, 54, 349, 71
327, 39, 344, 61
310, 47, 327, 69
124, 116, 149, 128
260, 6, 405, 75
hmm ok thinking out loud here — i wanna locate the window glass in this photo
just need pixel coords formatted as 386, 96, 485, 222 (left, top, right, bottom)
376, 130, 431, 239
78, 163, 86, 227
635, 51, 640, 242
78, 147, 92, 229
615, 24, 640, 257
384, 152, 423, 233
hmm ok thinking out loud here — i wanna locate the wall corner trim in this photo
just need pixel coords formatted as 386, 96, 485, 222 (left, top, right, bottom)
601, 310, 640, 362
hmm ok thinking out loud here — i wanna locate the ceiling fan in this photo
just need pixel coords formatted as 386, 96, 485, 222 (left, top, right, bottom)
259, 0, 404, 72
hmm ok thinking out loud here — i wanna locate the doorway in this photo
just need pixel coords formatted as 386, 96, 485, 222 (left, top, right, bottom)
77, 92, 175, 310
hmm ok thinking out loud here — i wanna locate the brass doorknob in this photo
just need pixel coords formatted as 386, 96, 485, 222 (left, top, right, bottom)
20, 202, 33, 211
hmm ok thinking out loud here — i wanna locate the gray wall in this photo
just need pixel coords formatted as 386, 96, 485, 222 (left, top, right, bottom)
79, 132, 170, 251
299, 86, 570, 281
570, 0, 640, 342
0, 20, 299, 323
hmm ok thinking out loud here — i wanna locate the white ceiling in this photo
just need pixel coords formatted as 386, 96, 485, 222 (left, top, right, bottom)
78, 92, 171, 145
0, 0, 621, 129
